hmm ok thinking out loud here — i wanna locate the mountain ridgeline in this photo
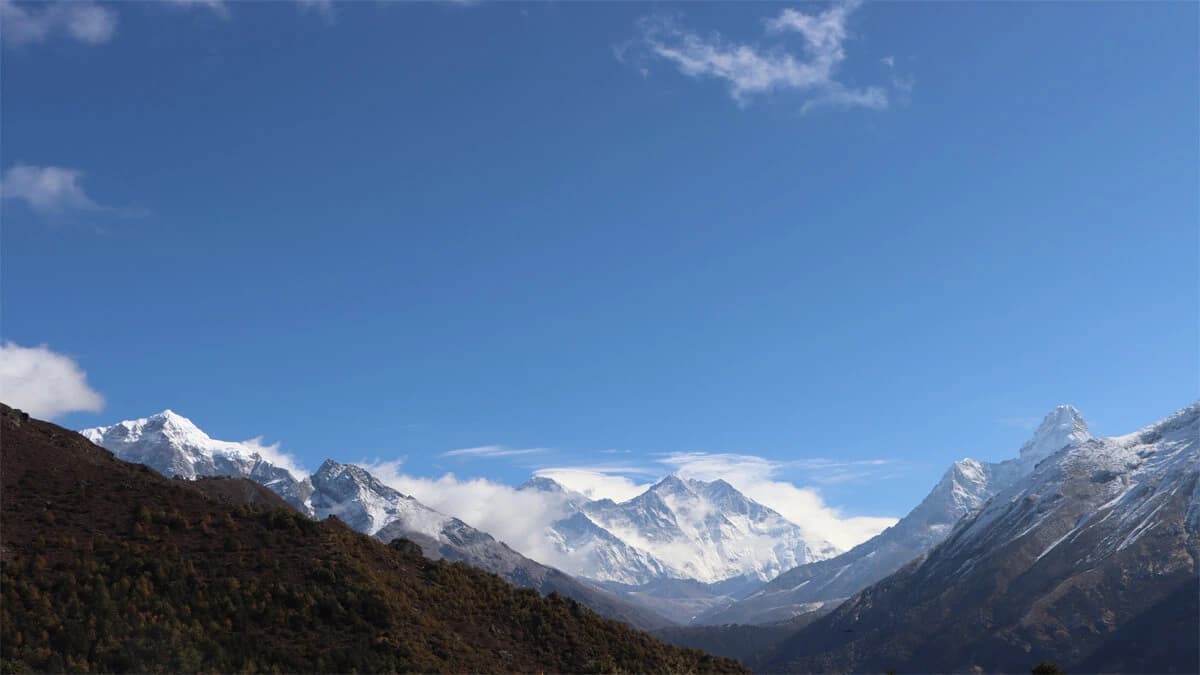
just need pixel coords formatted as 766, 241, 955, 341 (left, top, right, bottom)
761, 402, 1200, 673
68, 401, 1200, 674
81, 410, 842, 625
0, 403, 744, 673
699, 405, 1091, 625
81, 411, 671, 630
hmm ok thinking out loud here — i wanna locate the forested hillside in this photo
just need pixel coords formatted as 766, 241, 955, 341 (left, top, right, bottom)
0, 404, 743, 674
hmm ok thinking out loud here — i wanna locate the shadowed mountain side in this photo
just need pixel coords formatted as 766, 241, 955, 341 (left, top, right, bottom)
653, 608, 836, 669
700, 405, 1090, 626
374, 519, 675, 631
762, 403, 1200, 674
81, 412, 674, 630
179, 475, 298, 511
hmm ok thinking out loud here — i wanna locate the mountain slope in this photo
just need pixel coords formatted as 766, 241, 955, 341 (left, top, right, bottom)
701, 405, 1089, 625
763, 402, 1200, 674
82, 413, 671, 629
0, 403, 741, 674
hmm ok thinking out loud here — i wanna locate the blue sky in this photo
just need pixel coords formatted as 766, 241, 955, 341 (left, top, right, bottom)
2, 0, 1197, 532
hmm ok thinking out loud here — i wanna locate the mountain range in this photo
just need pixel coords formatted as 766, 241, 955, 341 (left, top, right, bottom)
81, 410, 840, 624
525, 473, 837, 586
698, 404, 1091, 625
81, 411, 670, 630
0, 403, 741, 674
77, 401, 1200, 673
761, 401, 1199, 673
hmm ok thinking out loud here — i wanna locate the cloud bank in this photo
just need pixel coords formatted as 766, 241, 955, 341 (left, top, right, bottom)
360, 460, 579, 570
0, 342, 105, 420
624, 0, 900, 112
363, 447, 897, 568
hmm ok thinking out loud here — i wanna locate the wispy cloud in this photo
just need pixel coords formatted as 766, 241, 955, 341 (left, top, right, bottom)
0, 342, 104, 420
167, 0, 338, 21
442, 445, 548, 459
622, 0, 904, 113
0, 0, 116, 47
239, 436, 309, 480
1, 164, 104, 219
533, 465, 656, 502
165, 0, 231, 20
296, 0, 335, 21
1, 164, 143, 225
789, 457, 896, 484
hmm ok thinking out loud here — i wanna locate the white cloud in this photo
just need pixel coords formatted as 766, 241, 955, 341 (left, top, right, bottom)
658, 452, 897, 550
0, 0, 116, 47
359, 460, 580, 570
296, 0, 334, 20
358, 448, 896, 569
165, 0, 230, 19
532, 466, 653, 502
0, 164, 105, 219
800, 82, 888, 114
240, 436, 308, 480
0, 342, 104, 420
441, 445, 548, 458
626, 0, 898, 111
167, 0, 337, 21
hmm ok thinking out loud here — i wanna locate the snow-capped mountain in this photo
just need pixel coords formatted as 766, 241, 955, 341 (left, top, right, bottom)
81, 411, 672, 629
80, 410, 314, 511
1016, 402, 1093, 467
307, 460, 451, 537
526, 473, 839, 587
700, 405, 1091, 625
765, 402, 1199, 673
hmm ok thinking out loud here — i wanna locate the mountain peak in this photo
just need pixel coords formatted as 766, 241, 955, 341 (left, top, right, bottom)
312, 459, 378, 488
147, 409, 204, 432
649, 473, 692, 495
316, 458, 345, 474
1019, 404, 1090, 465
705, 478, 737, 492
519, 476, 565, 493
656, 472, 686, 486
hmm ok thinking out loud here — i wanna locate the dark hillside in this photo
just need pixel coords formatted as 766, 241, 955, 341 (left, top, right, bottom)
180, 475, 297, 511
0, 404, 744, 674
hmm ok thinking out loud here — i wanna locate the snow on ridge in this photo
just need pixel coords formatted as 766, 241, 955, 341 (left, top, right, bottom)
80, 410, 307, 481
1018, 404, 1091, 466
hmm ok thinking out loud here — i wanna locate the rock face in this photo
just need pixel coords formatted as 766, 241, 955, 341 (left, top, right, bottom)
699, 405, 1090, 625
763, 402, 1200, 674
82, 413, 672, 630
